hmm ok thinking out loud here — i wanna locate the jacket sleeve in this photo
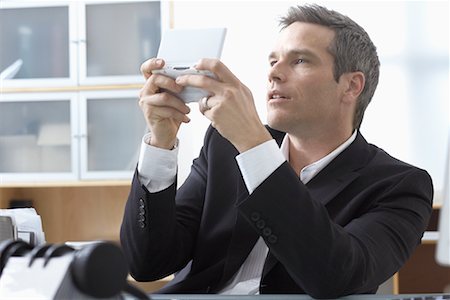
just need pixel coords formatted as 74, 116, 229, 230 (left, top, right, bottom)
120, 128, 213, 281
237, 162, 433, 298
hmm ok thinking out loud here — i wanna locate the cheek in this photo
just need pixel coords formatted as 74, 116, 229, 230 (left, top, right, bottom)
297, 75, 340, 104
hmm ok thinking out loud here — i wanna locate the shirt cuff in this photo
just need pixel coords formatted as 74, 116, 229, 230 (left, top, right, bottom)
137, 132, 178, 193
235, 139, 285, 194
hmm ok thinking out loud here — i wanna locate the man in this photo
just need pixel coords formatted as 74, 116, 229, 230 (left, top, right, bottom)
120, 4, 433, 298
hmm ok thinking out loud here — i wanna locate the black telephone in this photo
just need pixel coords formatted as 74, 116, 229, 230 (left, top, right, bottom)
0, 239, 150, 299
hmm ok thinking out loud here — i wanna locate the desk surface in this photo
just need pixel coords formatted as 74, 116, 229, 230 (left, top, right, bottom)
150, 294, 450, 300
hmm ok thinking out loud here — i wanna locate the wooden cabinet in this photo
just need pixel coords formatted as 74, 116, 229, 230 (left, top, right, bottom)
0, 182, 130, 243
396, 207, 450, 293
397, 243, 450, 293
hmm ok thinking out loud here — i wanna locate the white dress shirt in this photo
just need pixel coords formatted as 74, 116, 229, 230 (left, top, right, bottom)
137, 130, 357, 294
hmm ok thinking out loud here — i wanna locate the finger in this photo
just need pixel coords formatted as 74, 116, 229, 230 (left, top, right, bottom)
149, 106, 191, 124
175, 74, 219, 96
140, 74, 160, 96
199, 103, 217, 125
140, 93, 191, 116
152, 74, 184, 94
140, 73, 184, 97
194, 58, 240, 84
198, 96, 210, 115
140, 58, 165, 79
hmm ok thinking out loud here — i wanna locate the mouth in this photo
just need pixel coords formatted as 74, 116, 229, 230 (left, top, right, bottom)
268, 90, 290, 102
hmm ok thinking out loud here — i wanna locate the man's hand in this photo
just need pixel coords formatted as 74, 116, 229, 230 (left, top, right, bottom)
139, 58, 191, 150
175, 59, 272, 153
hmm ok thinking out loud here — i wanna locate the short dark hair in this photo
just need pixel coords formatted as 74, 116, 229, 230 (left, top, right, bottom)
280, 4, 380, 129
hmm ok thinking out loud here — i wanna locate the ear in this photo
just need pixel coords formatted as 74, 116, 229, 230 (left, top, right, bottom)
342, 71, 365, 104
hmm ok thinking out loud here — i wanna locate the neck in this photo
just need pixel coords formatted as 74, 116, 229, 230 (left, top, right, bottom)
288, 128, 354, 175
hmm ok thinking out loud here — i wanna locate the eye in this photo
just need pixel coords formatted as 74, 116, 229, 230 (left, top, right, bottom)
269, 60, 277, 67
295, 58, 305, 64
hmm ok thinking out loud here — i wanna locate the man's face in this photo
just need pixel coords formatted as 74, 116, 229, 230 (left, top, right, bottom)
266, 22, 347, 136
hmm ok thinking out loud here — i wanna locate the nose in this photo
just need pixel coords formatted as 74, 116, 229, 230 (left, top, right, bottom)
268, 62, 286, 83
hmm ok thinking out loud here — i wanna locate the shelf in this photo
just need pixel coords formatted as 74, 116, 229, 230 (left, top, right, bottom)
422, 231, 439, 244
0, 180, 132, 188
0, 84, 143, 94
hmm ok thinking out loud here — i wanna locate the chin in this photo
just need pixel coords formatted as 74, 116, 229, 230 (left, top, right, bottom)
267, 116, 288, 133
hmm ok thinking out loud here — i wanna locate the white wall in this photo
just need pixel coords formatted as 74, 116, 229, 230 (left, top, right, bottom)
171, 1, 449, 203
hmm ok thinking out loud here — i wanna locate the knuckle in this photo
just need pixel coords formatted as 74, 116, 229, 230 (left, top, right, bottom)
210, 59, 221, 71
140, 57, 159, 74
139, 62, 147, 75
138, 96, 150, 110
197, 58, 208, 67
148, 74, 157, 85
139, 87, 147, 98
159, 92, 170, 102
222, 87, 235, 99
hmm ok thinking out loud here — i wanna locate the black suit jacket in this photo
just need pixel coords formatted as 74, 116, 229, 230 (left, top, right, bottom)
120, 126, 433, 298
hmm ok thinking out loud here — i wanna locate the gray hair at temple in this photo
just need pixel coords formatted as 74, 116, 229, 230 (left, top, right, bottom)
280, 4, 380, 130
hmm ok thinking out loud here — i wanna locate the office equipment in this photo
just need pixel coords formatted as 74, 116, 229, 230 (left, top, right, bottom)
0, 208, 45, 246
0, 240, 149, 299
436, 131, 450, 266
0, 217, 15, 243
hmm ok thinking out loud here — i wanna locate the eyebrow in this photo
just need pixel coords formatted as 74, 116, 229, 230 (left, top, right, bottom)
268, 49, 318, 61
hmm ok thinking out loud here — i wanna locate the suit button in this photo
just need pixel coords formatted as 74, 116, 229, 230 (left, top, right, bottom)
268, 234, 278, 244
138, 220, 145, 228
139, 207, 145, 214
139, 214, 145, 222
256, 219, 265, 229
260, 282, 268, 292
139, 198, 145, 206
262, 227, 272, 237
250, 212, 260, 221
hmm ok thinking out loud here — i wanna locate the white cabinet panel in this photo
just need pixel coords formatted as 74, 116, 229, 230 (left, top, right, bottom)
79, 90, 146, 179
0, 3, 78, 87
0, 93, 79, 182
81, 1, 161, 82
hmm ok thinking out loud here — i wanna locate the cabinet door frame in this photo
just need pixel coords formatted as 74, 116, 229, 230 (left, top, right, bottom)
78, 89, 144, 180
0, 92, 79, 182
0, 1, 78, 88
77, 0, 170, 86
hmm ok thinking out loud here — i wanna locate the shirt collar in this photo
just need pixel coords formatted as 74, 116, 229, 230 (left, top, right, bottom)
280, 131, 357, 184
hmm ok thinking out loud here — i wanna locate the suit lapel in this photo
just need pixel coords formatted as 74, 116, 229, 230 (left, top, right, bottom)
305, 131, 370, 206
306, 170, 360, 206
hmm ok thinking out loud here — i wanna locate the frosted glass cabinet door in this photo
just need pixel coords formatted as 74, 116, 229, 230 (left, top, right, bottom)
0, 5, 73, 85
0, 94, 78, 181
80, 1, 161, 83
80, 91, 146, 179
